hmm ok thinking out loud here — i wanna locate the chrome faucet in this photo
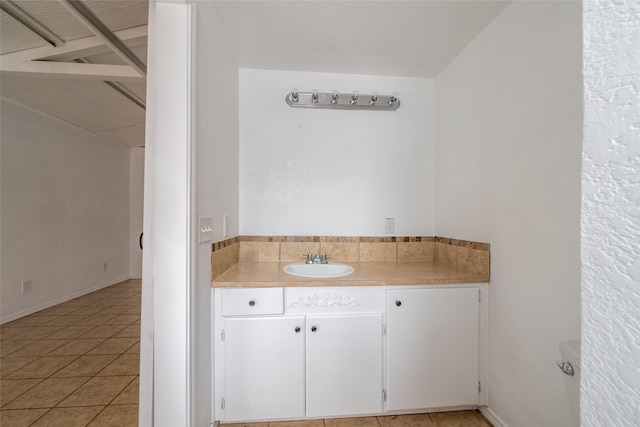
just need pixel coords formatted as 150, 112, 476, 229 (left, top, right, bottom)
303, 254, 329, 264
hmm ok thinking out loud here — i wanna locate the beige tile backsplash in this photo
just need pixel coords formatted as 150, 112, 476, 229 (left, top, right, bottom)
212, 236, 490, 281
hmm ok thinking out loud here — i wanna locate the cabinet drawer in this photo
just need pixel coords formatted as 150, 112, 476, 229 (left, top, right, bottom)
221, 288, 284, 316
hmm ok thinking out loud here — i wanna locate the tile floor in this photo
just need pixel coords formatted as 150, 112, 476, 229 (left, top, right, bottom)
1, 279, 141, 426
1, 279, 492, 427
223, 412, 493, 427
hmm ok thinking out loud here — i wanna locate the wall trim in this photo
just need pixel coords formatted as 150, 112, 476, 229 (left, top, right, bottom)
0, 275, 133, 324
480, 406, 507, 427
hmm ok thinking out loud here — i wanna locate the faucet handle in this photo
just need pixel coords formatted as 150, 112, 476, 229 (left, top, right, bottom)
320, 254, 331, 264
302, 254, 313, 264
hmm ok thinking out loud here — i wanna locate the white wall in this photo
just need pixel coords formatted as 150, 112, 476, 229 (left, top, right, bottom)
193, 1, 239, 425
130, 147, 144, 279
582, 1, 640, 425
435, 2, 582, 426
0, 97, 131, 323
239, 69, 435, 236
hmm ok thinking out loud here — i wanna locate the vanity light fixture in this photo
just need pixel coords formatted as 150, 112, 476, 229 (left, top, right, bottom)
285, 90, 400, 111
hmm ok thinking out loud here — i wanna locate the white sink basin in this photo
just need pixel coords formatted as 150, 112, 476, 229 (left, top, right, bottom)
283, 263, 355, 278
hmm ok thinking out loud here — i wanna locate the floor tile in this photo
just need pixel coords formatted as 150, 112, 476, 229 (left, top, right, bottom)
79, 324, 127, 339
88, 404, 138, 426
0, 339, 36, 357
8, 326, 64, 341
41, 315, 88, 327
69, 305, 104, 316
378, 414, 435, 427
46, 325, 97, 340
78, 315, 118, 327
0, 379, 42, 406
0, 357, 40, 377
53, 354, 119, 378
58, 375, 135, 406
31, 405, 105, 427
429, 411, 492, 426
97, 305, 133, 315
325, 417, 381, 427
125, 341, 140, 354
106, 314, 139, 325
6, 355, 78, 379
223, 423, 269, 427
48, 338, 106, 356
98, 354, 140, 376
115, 298, 141, 307
88, 299, 120, 309
0, 327, 30, 340
87, 337, 138, 355
6, 339, 70, 357
111, 376, 139, 405
0, 408, 49, 427
270, 420, 324, 427
3, 377, 90, 409
7, 315, 60, 327
114, 324, 140, 338
123, 306, 141, 314
39, 306, 82, 316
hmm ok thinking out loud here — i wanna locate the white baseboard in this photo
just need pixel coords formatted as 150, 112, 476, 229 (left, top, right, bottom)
0, 275, 133, 324
480, 406, 507, 427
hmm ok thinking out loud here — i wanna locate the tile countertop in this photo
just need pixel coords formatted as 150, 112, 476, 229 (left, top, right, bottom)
212, 262, 488, 288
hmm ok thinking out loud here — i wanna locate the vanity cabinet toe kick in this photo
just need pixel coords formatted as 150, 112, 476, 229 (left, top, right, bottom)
212, 284, 488, 423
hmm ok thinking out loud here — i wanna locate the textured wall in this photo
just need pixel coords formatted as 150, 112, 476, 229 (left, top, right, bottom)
582, 1, 640, 425
436, 2, 582, 425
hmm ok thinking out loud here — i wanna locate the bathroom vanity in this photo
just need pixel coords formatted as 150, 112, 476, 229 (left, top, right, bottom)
212, 261, 488, 423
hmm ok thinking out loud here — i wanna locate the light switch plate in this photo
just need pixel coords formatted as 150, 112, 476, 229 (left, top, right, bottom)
198, 217, 214, 243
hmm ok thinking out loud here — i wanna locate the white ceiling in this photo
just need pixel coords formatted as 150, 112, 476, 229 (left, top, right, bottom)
0, 1, 509, 148
1, 0, 148, 148
213, 1, 510, 78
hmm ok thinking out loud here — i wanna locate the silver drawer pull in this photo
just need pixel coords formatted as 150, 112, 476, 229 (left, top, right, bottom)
248, 300, 255, 307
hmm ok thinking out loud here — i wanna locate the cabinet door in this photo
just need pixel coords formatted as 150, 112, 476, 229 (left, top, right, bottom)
386, 288, 479, 410
306, 314, 383, 418
223, 316, 305, 421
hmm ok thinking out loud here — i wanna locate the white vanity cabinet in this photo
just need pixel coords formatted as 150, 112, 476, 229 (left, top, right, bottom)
386, 287, 481, 410
214, 284, 486, 423
216, 287, 384, 422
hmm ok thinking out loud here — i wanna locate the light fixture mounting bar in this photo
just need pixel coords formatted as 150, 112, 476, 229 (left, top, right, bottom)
1, 0, 65, 47
60, 0, 146, 76
285, 90, 400, 111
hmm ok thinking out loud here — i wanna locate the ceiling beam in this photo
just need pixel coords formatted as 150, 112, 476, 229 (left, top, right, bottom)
75, 57, 146, 109
0, 25, 147, 65
1, 61, 144, 82
0, 0, 65, 47
58, 0, 146, 76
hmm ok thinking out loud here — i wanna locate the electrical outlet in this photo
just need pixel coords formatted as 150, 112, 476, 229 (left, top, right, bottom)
385, 218, 395, 234
22, 280, 32, 293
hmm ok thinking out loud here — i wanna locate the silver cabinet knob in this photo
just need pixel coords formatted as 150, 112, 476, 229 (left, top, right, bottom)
248, 300, 255, 307
295, 326, 301, 333
556, 361, 574, 376
395, 300, 402, 307
311, 326, 317, 332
